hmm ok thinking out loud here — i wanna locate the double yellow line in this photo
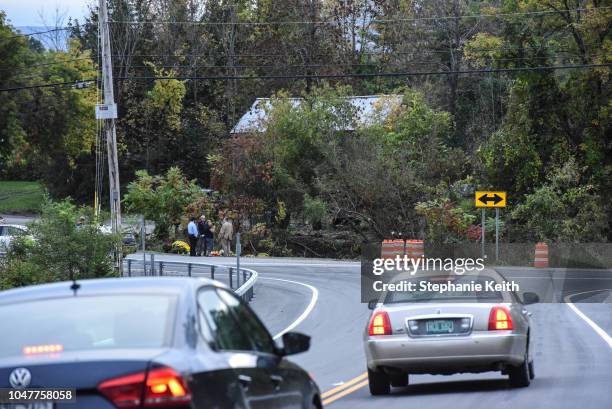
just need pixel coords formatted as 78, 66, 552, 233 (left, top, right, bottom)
321, 372, 369, 406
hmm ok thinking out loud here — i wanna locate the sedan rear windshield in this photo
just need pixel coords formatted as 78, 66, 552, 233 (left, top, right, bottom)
0, 294, 176, 359
384, 275, 505, 304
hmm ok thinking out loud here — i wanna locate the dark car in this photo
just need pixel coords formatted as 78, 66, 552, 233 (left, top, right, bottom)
0, 277, 321, 409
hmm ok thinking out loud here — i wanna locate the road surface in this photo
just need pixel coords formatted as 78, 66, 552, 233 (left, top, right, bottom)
247, 262, 612, 409
124, 254, 612, 408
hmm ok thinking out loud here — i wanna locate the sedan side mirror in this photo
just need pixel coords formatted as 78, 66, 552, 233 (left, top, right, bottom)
281, 332, 310, 356
367, 300, 378, 310
522, 292, 540, 305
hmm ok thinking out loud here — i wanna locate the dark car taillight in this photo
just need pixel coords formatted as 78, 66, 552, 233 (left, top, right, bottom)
488, 306, 513, 330
98, 367, 191, 408
368, 311, 392, 336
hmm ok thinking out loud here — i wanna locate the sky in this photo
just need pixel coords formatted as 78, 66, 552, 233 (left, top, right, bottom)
2, 0, 91, 27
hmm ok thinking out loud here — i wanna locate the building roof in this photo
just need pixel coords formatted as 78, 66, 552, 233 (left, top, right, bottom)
230, 95, 403, 134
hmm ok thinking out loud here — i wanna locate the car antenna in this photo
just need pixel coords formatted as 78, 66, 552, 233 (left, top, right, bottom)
69, 272, 80, 294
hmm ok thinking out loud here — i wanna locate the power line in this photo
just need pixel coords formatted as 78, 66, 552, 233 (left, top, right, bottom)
109, 54, 603, 71
0, 79, 96, 93
7, 27, 72, 40
107, 7, 610, 26
110, 45, 594, 60
1, 63, 607, 93
115, 63, 610, 81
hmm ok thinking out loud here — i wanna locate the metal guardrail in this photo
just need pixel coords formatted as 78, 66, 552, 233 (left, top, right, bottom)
123, 256, 257, 303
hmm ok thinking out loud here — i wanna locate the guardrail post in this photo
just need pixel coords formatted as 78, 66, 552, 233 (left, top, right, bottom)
188, 263, 192, 277
151, 254, 155, 275
127, 259, 132, 277
229, 267, 233, 289
243, 270, 246, 285
159, 261, 163, 276
211, 265, 215, 280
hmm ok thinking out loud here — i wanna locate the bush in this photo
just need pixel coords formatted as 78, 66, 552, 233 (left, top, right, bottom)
0, 199, 120, 290
303, 194, 326, 230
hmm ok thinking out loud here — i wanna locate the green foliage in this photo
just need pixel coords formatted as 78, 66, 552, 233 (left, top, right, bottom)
303, 195, 326, 230
0, 199, 119, 290
415, 199, 478, 244
1, 0, 610, 250
0, 181, 45, 213
511, 158, 607, 242
123, 167, 204, 239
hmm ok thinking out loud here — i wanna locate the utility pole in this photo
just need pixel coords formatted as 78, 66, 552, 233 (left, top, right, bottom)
98, 0, 122, 273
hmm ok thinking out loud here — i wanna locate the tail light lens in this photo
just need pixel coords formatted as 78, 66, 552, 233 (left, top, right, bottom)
98, 372, 146, 408
368, 311, 392, 336
98, 367, 191, 408
144, 367, 191, 407
488, 306, 513, 330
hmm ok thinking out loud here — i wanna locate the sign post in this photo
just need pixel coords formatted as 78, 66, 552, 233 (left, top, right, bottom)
141, 215, 146, 275
475, 191, 507, 262
495, 208, 500, 261
236, 232, 241, 276
481, 208, 485, 259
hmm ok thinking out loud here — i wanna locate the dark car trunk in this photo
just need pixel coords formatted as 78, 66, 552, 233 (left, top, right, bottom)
0, 349, 167, 409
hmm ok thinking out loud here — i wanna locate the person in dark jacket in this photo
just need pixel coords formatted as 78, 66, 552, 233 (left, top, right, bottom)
196, 216, 207, 256
203, 219, 215, 256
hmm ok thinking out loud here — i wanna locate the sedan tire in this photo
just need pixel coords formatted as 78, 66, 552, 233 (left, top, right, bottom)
508, 351, 531, 387
528, 360, 535, 380
368, 368, 390, 395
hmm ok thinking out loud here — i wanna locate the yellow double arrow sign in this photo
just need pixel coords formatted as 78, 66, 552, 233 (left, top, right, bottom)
475, 191, 506, 208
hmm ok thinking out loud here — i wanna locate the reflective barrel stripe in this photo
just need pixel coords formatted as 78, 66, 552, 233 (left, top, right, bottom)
534, 242, 549, 267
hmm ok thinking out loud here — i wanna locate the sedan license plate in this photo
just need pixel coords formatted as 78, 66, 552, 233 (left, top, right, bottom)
0, 404, 53, 409
426, 319, 454, 334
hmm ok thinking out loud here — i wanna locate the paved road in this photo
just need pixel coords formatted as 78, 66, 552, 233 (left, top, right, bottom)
125, 253, 612, 408
246, 263, 612, 409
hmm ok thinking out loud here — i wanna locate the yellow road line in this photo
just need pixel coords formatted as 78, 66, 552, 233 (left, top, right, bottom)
322, 379, 369, 406
320, 372, 368, 399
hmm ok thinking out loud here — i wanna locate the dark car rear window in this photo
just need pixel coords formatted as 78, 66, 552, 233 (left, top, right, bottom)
0, 294, 176, 359
384, 275, 505, 304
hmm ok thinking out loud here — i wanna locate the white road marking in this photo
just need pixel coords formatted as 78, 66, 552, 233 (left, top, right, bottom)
564, 289, 612, 350
260, 277, 319, 340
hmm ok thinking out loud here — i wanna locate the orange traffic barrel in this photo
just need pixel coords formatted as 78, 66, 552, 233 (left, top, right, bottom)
534, 242, 549, 268
406, 239, 424, 261
381, 239, 404, 259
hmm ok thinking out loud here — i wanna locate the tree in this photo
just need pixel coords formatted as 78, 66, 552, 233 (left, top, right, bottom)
0, 199, 119, 290
123, 167, 204, 239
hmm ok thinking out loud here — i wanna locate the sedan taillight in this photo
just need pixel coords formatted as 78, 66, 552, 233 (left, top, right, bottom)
368, 311, 392, 336
98, 367, 191, 408
488, 306, 513, 330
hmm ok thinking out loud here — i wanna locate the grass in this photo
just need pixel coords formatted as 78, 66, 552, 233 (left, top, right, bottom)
0, 181, 45, 214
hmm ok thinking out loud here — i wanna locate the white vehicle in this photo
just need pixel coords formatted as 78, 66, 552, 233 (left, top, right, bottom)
0, 224, 28, 254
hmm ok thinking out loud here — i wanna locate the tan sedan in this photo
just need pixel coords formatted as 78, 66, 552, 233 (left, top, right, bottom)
364, 269, 539, 395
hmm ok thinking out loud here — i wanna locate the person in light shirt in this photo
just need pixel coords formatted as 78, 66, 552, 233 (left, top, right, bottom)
187, 217, 198, 257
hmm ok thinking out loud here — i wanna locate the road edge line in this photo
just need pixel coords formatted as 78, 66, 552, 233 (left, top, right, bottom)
260, 277, 319, 340
564, 290, 612, 350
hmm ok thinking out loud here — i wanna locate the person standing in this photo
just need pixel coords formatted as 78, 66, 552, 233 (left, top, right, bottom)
187, 217, 198, 257
204, 219, 215, 256
219, 216, 233, 256
196, 215, 207, 256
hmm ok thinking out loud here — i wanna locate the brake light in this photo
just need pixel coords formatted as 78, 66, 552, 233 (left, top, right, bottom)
144, 367, 191, 406
98, 367, 191, 408
98, 372, 145, 408
23, 344, 64, 355
368, 311, 392, 336
488, 306, 513, 330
